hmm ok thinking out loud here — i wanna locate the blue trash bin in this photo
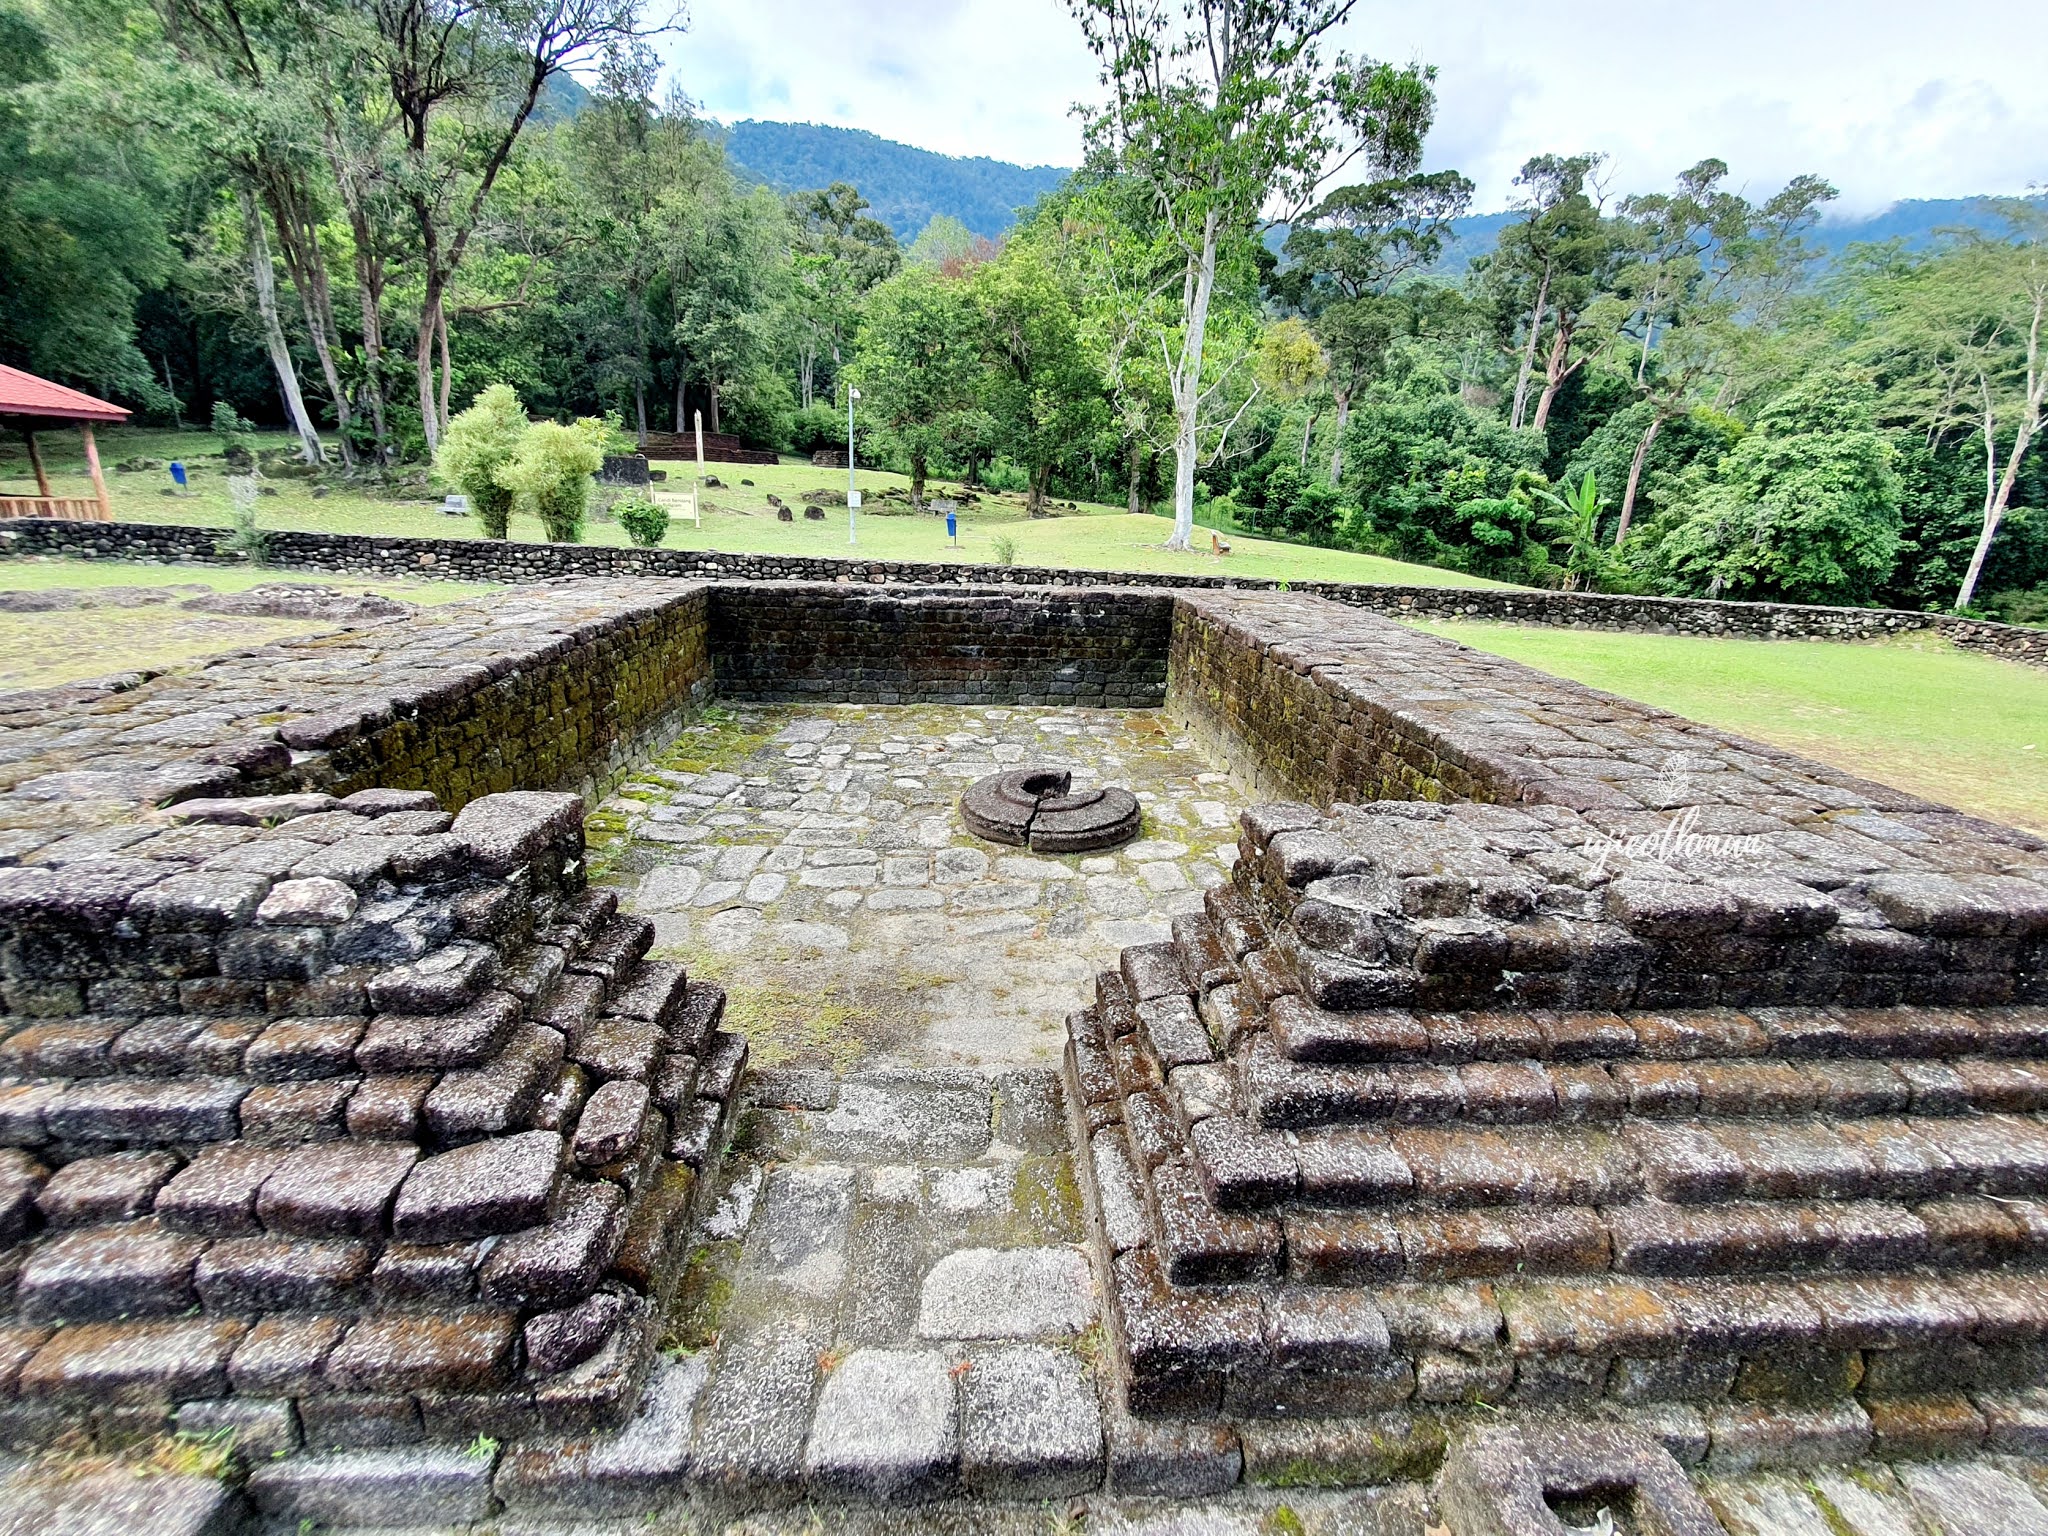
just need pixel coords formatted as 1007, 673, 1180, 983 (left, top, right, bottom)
946, 509, 957, 543
170, 461, 188, 489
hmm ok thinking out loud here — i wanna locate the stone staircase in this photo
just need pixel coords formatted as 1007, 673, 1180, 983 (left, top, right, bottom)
1068, 799, 2048, 1450
0, 788, 742, 1455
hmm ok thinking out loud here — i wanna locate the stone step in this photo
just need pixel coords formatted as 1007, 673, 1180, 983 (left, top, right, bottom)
1179, 1111, 2048, 1219
1262, 998, 2048, 1068
1236, 1034, 2048, 1132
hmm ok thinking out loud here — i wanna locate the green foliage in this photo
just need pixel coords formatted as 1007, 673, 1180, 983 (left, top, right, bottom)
907, 213, 977, 268
970, 245, 1106, 514
435, 385, 530, 540
615, 491, 670, 547
849, 266, 981, 506
1338, 376, 1548, 577
788, 402, 844, 455
989, 533, 1017, 565
211, 401, 255, 465
1650, 376, 1904, 604
495, 417, 606, 543
1533, 470, 1613, 591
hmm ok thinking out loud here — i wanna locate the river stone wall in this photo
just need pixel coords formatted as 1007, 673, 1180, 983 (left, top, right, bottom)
5, 517, 2042, 667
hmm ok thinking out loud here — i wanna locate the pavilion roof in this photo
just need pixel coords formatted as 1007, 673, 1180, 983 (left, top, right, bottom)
0, 365, 129, 424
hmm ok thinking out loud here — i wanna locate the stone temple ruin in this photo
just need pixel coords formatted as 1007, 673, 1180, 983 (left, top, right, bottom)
0, 574, 2045, 1531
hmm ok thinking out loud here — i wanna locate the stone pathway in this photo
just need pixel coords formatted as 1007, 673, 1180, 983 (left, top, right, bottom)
594, 704, 1247, 1072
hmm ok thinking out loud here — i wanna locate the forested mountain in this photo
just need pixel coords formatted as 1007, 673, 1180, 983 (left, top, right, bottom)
715, 121, 1068, 240
1418, 198, 2016, 274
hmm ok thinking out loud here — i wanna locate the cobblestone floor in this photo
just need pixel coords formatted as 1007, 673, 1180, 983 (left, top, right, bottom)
594, 704, 1248, 1074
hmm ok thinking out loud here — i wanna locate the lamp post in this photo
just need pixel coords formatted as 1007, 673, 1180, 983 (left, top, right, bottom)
846, 386, 861, 546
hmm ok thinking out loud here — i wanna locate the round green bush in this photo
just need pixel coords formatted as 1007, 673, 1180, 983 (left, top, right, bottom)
616, 493, 671, 548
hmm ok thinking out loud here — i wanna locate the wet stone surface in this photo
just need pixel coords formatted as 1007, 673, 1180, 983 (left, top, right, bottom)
594, 704, 1247, 1072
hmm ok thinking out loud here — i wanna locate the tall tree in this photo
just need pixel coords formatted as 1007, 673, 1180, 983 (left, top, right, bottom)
369, 0, 655, 452
1476, 153, 1610, 432
1067, 0, 1437, 549
972, 244, 1106, 515
1608, 164, 1837, 544
848, 266, 979, 510
1846, 202, 2048, 610
786, 182, 899, 410
1282, 168, 1472, 478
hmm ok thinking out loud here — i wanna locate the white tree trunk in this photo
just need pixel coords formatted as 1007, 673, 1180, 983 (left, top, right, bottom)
1167, 211, 1221, 552
241, 189, 323, 465
1328, 388, 1352, 484
1509, 264, 1551, 432
1955, 290, 2046, 611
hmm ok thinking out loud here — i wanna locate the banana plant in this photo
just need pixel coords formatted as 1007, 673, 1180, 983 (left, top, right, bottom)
1534, 470, 1611, 592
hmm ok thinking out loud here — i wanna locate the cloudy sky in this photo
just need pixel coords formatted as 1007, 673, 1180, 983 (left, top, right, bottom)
660, 0, 2045, 215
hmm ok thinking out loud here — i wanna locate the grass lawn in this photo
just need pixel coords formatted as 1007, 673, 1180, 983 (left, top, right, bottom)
1, 426, 1511, 591
1419, 620, 2048, 836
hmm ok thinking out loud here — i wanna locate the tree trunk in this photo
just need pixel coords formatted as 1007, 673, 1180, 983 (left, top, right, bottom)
1509, 264, 1551, 431
635, 382, 647, 445
1300, 411, 1317, 473
1028, 461, 1050, 518
1955, 300, 2046, 610
1328, 386, 1352, 484
436, 304, 453, 437
675, 373, 686, 433
263, 171, 356, 468
1530, 320, 1577, 433
241, 188, 323, 465
323, 123, 390, 464
910, 452, 926, 512
415, 281, 442, 456
708, 382, 721, 436
1615, 413, 1664, 546
1127, 435, 1144, 515
1166, 210, 1221, 552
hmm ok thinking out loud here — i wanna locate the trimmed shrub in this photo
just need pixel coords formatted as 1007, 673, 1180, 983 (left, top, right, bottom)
495, 417, 606, 544
616, 492, 670, 548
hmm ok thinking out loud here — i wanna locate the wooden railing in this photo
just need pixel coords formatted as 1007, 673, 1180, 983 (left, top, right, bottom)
0, 496, 106, 521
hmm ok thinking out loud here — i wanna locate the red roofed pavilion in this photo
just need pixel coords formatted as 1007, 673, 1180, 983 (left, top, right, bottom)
0, 365, 128, 522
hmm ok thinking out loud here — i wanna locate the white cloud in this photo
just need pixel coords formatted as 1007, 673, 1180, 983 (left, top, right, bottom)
660, 0, 2048, 209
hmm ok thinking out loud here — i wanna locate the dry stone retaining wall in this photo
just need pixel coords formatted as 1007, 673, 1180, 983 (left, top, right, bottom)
6, 515, 2043, 667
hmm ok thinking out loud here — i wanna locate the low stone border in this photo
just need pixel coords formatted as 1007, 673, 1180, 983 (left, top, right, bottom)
4, 517, 2042, 668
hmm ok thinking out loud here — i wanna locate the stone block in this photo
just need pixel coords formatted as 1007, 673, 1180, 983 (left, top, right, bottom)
228, 1314, 344, 1395
916, 1246, 1096, 1340
33, 1150, 175, 1229
325, 1309, 519, 1395
479, 1180, 625, 1309
451, 790, 584, 876
524, 1290, 629, 1378
958, 1343, 1102, 1499
496, 1352, 704, 1513
575, 1079, 652, 1166
247, 1445, 497, 1529
18, 1221, 205, 1321
1102, 1400, 1242, 1495
356, 990, 519, 1072
1435, 1422, 1722, 1536
194, 1235, 371, 1312
804, 1347, 959, 1501
18, 1317, 245, 1404
392, 1130, 564, 1243
154, 1142, 288, 1235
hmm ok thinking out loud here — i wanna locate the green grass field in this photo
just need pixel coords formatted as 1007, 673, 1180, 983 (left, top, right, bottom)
0, 425, 1509, 590
1420, 620, 2048, 835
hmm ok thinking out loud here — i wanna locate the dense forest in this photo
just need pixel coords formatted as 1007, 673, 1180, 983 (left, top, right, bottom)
1, 0, 2043, 617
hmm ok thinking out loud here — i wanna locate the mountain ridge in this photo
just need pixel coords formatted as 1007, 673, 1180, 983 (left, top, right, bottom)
713, 120, 1070, 241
